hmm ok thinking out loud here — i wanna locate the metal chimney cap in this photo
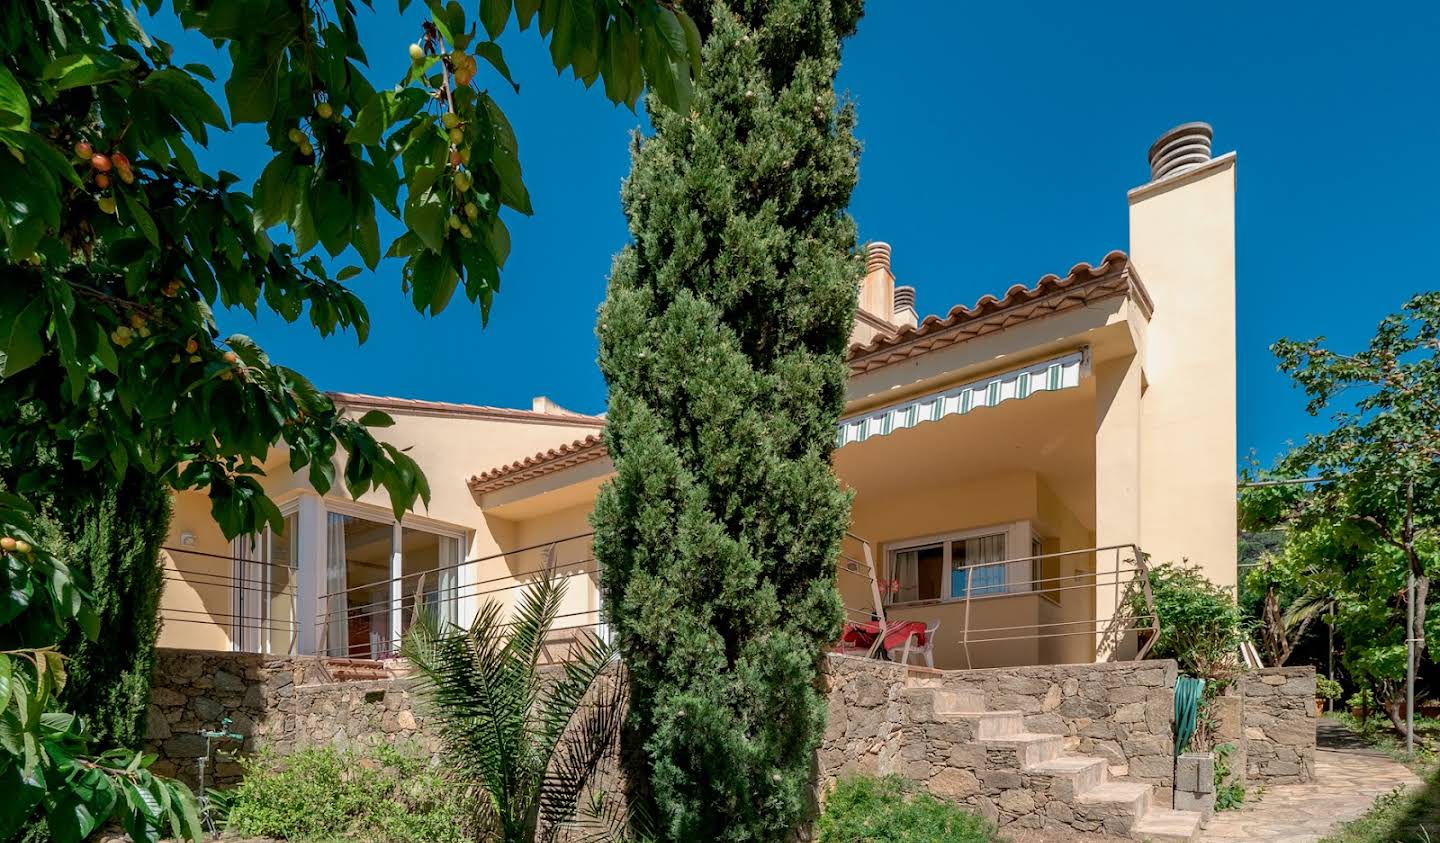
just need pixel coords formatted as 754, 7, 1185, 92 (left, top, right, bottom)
1148, 122, 1214, 181
893, 285, 916, 310
865, 241, 892, 275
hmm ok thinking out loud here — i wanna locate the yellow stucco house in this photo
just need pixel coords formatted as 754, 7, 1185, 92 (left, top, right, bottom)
158, 124, 1237, 671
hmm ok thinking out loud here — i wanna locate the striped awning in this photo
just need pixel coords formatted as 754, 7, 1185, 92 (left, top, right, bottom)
836, 350, 1087, 448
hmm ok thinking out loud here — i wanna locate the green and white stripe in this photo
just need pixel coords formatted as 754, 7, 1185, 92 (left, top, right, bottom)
836, 350, 1087, 448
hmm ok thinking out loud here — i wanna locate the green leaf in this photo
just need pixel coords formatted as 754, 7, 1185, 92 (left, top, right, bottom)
403, 190, 446, 253
1, 295, 48, 377
654, 8, 688, 58
0, 760, 45, 842
254, 153, 295, 228
353, 202, 381, 269
473, 42, 518, 92
40, 52, 137, 90
119, 190, 160, 248
336, 266, 363, 282
144, 68, 228, 133
357, 410, 395, 427
481, 96, 531, 214
430, 263, 460, 314
225, 42, 288, 124
347, 89, 426, 147
515, 0, 540, 29
4, 132, 84, 189
678, 10, 703, 77
480, 0, 511, 39
0, 66, 29, 130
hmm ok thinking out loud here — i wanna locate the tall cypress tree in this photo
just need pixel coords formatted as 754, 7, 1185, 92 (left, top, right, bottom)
35, 470, 171, 747
592, 1, 863, 839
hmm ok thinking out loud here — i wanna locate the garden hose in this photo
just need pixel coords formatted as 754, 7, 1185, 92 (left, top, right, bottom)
1174, 675, 1206, 755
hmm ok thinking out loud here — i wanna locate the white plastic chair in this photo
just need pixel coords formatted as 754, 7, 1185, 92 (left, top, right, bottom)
897, 620, 941, 669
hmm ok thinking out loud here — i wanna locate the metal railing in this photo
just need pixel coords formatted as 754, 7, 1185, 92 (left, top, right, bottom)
310, 533, 601, 661
838, 542, 1161, 670
951, 543, 1158, 668
162, 534, 1161, 673
159, 545, 302, 656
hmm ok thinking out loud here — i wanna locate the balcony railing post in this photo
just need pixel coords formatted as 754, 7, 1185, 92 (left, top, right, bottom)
961, 561, 974, 669
1131, 544, 1160, 661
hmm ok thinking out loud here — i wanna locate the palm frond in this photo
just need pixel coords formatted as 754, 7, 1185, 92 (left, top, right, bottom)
1281, 589, 1330, 630
403, 599, 533, 837
536, 647, 627, 843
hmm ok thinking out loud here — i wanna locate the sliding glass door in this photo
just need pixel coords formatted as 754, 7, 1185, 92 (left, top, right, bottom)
231, 511, 299, 654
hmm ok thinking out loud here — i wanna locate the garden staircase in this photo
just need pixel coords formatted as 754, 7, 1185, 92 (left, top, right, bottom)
905, 677, 1202, 842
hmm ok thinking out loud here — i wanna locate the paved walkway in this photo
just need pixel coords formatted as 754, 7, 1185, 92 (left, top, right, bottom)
1200, 720, 1423, 842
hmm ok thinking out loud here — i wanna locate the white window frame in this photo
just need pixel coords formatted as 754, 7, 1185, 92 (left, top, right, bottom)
231, 500, 301, 655
238, 493, 469, 657
883, 521, 1035, 607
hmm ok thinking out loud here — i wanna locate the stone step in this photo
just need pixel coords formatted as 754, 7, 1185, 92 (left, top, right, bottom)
942, 709, 1024, 738
1132, 808, 1203, 843
928, 688, 987, 714
981, 732, 1065, 766
1026, 755, 1108, 799
1074, 781, 1153, 836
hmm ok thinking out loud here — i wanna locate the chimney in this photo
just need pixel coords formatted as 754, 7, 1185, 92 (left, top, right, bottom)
1127, 121, 1237, 590
1146, 121, 1213, 182
858, 241, 895, 321
531, 395, 577, 416
892, 285, 917, 328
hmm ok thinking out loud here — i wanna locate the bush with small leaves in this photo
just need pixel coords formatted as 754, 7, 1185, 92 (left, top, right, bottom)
816, 775, 998, 843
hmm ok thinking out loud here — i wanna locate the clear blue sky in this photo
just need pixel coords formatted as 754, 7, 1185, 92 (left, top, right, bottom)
146, 2, 1440, 467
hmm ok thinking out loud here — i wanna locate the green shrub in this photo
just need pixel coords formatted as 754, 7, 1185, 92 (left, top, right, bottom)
1317, 676, 1344, 701
224, 744, 474, 843
815, 775, 997, 843
1132, 561, 1246, 677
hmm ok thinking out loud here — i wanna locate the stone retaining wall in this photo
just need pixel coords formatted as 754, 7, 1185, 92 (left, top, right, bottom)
816, 653, 908, 788
1239, 666, 1316, 784
145, 649, 434, 788
936, 660, 1178, 791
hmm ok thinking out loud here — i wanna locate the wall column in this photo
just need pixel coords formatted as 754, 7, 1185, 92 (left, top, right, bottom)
1094, 354, 1143, 661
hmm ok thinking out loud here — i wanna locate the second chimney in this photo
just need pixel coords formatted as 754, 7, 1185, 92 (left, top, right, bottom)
859, 241, 895, 322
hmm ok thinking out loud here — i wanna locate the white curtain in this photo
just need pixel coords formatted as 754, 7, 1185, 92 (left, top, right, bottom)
963, 534, 1008, 596
231, 535, 264, 652
436, 535, 460, 627
325, 514, 348, 657
890, 550, 919, 605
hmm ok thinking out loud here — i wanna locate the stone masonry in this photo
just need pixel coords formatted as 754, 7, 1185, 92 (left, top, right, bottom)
933, 660, 1178, 791
1238, 667, 1317, 784
145, 648, 1313, 842
145, 649, 435, 788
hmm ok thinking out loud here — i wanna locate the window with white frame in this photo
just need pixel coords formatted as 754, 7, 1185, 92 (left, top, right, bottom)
231, 509, 299, 655
884, 522, 1035, 605
234, 496, 465, 658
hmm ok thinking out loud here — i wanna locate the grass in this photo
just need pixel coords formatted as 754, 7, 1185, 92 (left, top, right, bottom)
1332, 711, 1440, 765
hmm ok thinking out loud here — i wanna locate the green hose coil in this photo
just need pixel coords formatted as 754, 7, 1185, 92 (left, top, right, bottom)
1174, 675, 1206, 755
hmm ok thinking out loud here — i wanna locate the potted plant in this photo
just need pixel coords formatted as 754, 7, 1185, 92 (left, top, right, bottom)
1348, 687, 1374, 721
1316, 676, 1342, 716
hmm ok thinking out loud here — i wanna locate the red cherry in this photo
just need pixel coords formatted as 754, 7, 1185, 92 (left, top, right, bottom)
91, 154, 113, 173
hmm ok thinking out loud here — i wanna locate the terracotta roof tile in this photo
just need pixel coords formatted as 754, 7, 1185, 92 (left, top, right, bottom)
845, 250, 1151, 375
467, 433, 609, 495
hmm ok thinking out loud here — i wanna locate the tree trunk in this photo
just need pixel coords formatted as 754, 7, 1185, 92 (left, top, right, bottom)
1384, 698, 1407, 734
